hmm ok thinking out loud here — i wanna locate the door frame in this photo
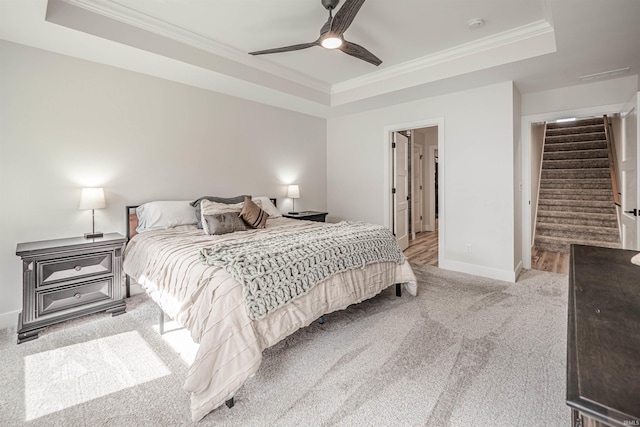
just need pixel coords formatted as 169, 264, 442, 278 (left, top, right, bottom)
411, 141, 424, 239
620, 93, 639, 250
384, 118, 444, 265
521, 103, 627, 269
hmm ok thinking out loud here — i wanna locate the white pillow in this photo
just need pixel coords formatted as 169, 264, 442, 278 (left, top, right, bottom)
253, 196, 282, 218
136, 201, 197, 233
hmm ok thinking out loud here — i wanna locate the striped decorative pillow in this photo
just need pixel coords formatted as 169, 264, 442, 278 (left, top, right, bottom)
240, 196, 269, 229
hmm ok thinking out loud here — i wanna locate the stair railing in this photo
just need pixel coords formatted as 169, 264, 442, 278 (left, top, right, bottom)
603, 115, 621, 206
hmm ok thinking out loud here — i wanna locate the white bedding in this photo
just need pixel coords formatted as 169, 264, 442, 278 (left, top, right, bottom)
123, 217, 417, 421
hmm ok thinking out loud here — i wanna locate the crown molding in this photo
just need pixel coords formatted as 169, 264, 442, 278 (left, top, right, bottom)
331, 20, 555, 95
61, 0, 332, 94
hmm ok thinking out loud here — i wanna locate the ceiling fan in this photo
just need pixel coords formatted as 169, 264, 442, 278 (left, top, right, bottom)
249, 0, 382, 66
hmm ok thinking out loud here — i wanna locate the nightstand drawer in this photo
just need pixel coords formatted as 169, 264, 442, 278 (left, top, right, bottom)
37, 279, 112, 317
38, 251, 112, 287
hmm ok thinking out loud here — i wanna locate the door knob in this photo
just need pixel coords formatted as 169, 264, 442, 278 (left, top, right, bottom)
624, 208, 638, 216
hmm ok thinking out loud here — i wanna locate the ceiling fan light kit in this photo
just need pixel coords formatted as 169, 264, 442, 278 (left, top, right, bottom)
321, 36, 342, 49
249, 0, 382, 66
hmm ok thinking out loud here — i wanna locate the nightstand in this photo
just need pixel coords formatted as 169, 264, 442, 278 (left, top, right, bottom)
283, 211, 328, 222
16, 233, 127, 344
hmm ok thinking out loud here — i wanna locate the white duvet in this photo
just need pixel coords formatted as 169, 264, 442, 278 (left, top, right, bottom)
123, 217, 417, 421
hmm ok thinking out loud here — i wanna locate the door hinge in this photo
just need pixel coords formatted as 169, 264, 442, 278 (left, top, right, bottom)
420, 154, 423, 159
392, 188, 396, 194
392, 142, 396, 149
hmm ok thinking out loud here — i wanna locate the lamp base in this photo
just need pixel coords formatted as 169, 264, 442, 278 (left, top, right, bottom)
84, 231, 103, 239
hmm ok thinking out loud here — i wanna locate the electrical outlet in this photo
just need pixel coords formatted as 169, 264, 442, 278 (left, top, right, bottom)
465, 243, 472, 254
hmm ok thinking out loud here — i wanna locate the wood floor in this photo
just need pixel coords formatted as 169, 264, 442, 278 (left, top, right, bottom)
530, 248, 569, 274
404, 223, 569, 274
404, 227, 439, 266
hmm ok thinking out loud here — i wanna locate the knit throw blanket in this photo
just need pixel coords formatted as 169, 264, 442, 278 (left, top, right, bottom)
199, 221, 406, 320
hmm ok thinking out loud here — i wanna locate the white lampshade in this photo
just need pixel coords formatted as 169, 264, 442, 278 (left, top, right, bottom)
79, 187, 106, 210
287, 185, 300, 199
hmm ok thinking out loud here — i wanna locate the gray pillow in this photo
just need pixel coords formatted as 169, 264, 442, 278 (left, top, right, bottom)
191, 195, 251, 229
203, 212, 248, 235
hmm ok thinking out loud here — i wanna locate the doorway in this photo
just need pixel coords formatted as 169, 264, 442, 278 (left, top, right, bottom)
390, 125, 441, 266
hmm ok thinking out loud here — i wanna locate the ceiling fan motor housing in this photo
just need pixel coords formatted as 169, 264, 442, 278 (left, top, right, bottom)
321, 0, 340, 10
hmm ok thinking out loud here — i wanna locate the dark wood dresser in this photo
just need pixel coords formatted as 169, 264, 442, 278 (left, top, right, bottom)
567, 244, 640, 427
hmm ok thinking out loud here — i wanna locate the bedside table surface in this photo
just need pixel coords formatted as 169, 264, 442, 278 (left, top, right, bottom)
283, 211, 328, 217
17, 233, 126, 256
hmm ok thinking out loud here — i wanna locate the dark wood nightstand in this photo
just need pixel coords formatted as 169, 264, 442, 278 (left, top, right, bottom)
283, 211, 328, 222
16, 233, 127, 344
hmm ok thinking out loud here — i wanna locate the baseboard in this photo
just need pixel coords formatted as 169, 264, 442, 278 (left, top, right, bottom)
440, 259, 518, 283
514, 260, 524, 281
0, 309, 19, 332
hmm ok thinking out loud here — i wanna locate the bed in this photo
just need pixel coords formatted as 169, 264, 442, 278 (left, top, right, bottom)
122, 196, 417, 421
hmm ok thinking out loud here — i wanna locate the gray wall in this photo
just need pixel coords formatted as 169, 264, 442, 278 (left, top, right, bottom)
0, 41, 327, 327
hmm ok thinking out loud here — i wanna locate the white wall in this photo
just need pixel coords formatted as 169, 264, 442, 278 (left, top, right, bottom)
521, 75, 638, 116
327, 81, 519, 282
0, 41, 327, 329
512, 83, 522, 274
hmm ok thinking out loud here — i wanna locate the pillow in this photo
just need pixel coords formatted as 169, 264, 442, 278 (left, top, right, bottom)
202, 212, 248, 235
191, 195, 251, 229
240, 196, 269, 229
253, 196, 282, 218
136, 201, 197, 233
200, 199, 244, 235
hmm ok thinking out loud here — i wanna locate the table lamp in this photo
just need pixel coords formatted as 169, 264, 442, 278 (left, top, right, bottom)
79, 187, 106, 238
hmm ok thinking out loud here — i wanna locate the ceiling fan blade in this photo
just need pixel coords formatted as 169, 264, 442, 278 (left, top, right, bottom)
249, 42, 317, 56
331, 0, 366, 36
340, 40, 382, 66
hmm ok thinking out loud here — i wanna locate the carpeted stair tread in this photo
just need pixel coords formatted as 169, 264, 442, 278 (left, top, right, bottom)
538, 198, 614, 208
543, 140, 607, 152
541, 168, 610, 179
542, 158, 609, 169
543, 148, 609, 160
537, 202, 615, 215
534, 235, 621, 253
539, 178, 612, 189
538, 189, 614, 201
536, 222, 621, 242
545, 124, 604, 136
544, 132, 606, 143
536, 211, 618, 228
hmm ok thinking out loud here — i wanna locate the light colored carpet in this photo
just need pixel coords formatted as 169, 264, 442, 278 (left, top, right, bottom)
0, 265, 569, 426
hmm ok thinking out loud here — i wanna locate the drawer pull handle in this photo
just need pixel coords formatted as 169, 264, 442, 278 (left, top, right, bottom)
74, 265, 82, 271
74, 293, 82, 299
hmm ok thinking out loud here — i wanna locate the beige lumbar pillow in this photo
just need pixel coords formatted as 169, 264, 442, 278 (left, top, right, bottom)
240, 196, 269, 229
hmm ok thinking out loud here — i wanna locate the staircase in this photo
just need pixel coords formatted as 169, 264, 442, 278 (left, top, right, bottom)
534, 117, 620, 253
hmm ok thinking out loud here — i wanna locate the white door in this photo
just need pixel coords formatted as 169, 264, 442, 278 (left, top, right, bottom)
393, 132, 410, 250
621, 94, 639, 250
412, 143, 424, 238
